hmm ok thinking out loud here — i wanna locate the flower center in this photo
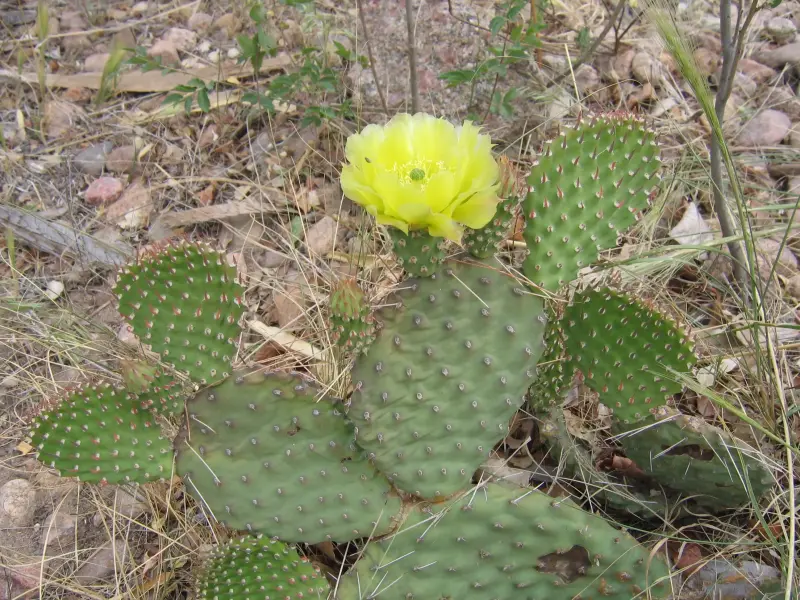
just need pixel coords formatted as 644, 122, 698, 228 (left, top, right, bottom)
410, 168, 425, 181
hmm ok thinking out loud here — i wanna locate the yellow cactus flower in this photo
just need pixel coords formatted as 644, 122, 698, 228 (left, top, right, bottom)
340, 113, 501, 242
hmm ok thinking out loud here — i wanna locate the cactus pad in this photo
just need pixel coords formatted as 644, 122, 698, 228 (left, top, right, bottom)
559, 288, 695, 426
120, 360, 189, 417
615, 406, 773, 511
462, 195, 520, 259
523, 114, 661, 291
113, 241, 245, 385
176, 370, 402, 543
29, 383, 172, 485
348, 257, 546, 500
388, 229, 447, 277
338, 483, 671, 600
329, 278, 375, 352
196, 534, 329, 600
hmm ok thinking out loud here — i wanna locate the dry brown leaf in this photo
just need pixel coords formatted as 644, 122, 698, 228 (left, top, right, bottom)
610, 454, 647, 478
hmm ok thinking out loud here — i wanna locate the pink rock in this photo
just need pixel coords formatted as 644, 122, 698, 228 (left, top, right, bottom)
85, 177, 124, 206
147, 39, 179, 66
736, 109, 791, 147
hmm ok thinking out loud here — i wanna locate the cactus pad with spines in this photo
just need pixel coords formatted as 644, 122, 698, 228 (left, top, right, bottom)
528, 315, 567, 411
176, 370, 402, 543
348, 256, 547, 500
616, 406, 773, 511
120, 360, 189, 417
329, 278, 375, 352
523, 114, 661, 291
388, 229, 447, 277
338, 483, 671, 600
29, 383, 172, 485
462, 195, 520, 259
196, 534, 329, 600
113, 241, 245, 385
559, 288, 695, 426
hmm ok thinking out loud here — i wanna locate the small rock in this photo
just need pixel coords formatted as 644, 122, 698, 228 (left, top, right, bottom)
765, 85, 800, 121
786, 274, 800, 299
631, 51, 664, 85
44, 280, 65, 301
59, 10, 85, 30
732, 72, 757, 97
477, 457, 531, 487
114, 488, 148, 519
83, 52, 110, 71
574, 64, 601, 97
754, 42, 800, 68
85, 176, 124, 206
788, 176, 800, 192
213, 13, 242, 38
43, 100, 84, 139
148, 39, 180, 66
281, 19, 304, 48
0, 479, 36, 527
1, 563, 41, 600
737, 58, 776, 84
41, 510, 78, 552
74, 539, 131, 584
106, 181, 153, 229
163, 27, 197, 52
106, 145, 137, 173
607, 48, 636, 82
305, 216, 338, 255
694, 47, 720, 77
74, 142, 112, 175
756, 238, 798, 280
131, 2, 149, 15
188, 11, 213, 32
765, 16, 796, 44
736, 109, 790, 146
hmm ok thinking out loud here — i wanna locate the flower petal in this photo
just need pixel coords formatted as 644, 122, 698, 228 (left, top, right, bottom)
451, 191, 501, 229
341, 165, 384, 212
425, 213, 464, 242
422, 170, 456, 214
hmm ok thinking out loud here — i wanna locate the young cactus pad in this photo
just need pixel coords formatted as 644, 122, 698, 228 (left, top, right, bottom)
523, 114, 661, 291
348, 256, 546, 500
113, 241, 245, 385
120, 360, 188, 417
462, 195, 520, 259
388, 229, 448, 277
29, 383, 173, 485
196, 534, 330, 600
559, 288, 695, 426
615, 406, 774, 511
176, 370, 402, 543
329, 278, 375, 351
337, 483, 671, 600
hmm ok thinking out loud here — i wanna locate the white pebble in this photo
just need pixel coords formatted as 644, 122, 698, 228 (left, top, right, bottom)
44, 280, 64, 300
227, 47, 240, 59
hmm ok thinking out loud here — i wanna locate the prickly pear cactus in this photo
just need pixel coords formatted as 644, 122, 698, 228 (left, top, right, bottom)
196, 534, 330, 600
113, 241, 245, 385
388, 229, 447, 277
348, 256, 546, 500
29, 383, 173, 485
337, 483, 671, 600
176, 370, 402, 543
554, 288, 695, 426
523, 114, 661, 291
615, 406, 773, 511
329, 278, 375, 352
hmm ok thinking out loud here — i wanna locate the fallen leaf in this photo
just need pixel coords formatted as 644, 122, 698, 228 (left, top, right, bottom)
197, 183, 215, 207
669, 202, 713, 248
610, 454, 647, 477
671, 542, 704, 575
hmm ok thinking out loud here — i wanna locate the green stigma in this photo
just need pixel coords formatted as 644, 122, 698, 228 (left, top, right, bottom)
410, 168, 425, 181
